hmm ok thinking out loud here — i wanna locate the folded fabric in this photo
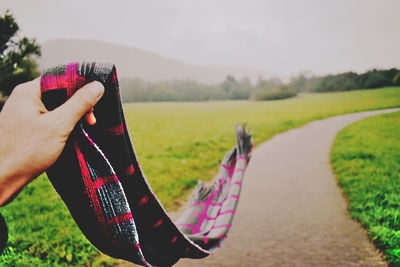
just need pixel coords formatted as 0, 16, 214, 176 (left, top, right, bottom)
40, 62, 252, 266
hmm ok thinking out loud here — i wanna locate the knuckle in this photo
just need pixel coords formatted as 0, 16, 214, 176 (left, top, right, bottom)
11, 84, 25, 96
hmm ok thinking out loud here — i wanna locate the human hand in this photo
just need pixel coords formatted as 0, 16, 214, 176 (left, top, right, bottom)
0, 78, 104, 206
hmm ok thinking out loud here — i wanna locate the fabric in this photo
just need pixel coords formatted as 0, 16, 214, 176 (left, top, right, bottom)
40, 62, 253, 266
0, 213, 7, 256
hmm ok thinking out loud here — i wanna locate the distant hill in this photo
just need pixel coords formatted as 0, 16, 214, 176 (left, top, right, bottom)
38, 39, 271, 84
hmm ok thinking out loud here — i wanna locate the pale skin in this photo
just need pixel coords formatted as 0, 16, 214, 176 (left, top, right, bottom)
0, 78, 104, 206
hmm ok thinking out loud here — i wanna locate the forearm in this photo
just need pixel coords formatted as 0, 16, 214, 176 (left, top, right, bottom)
0, 117, 35, 206
0, 162, 30, 206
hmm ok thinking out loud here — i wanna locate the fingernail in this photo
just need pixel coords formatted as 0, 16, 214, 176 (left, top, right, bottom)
88, 81, 104, 98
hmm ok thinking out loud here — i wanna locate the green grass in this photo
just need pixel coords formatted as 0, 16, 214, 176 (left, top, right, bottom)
1, 87, 400, 265
331, 111, 400, 265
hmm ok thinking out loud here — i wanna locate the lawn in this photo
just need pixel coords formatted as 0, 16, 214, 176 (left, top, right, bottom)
331, 111, 400, 265
1, 87, 400, 265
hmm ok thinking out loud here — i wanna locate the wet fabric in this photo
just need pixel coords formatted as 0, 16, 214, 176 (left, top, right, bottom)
40, 62, 252, 266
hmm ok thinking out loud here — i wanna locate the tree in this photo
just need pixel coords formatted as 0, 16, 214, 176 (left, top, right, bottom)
394, 71, 400, 85
220, 75, 238, 96
290, 74, 306, 92
0, 10, 41, 96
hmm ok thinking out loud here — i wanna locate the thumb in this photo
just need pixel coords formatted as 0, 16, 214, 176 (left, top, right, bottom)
49, 81, 104, 131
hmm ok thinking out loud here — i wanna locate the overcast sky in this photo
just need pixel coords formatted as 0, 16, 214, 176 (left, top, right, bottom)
1, 0, 400, 76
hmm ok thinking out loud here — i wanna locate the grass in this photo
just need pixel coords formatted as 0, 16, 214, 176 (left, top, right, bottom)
331, 110, 400, 265
0, 176, 115, 266
0, 87, 400, 265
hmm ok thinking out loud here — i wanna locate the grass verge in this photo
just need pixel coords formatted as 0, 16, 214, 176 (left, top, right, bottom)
331, 111, 400, 265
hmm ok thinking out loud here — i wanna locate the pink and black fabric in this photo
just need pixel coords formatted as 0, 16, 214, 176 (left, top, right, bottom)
40, 62, 253, 266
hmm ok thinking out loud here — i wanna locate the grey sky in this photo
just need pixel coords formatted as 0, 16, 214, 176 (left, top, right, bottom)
1, 0, 400, 76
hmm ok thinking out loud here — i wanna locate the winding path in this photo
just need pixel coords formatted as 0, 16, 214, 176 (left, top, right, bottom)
175, 108, 400, 266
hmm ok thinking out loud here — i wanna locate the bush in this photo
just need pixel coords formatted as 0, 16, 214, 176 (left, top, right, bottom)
254, 85, 297, 101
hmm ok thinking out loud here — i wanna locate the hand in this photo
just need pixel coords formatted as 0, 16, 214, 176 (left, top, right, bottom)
0, 78, 104, 206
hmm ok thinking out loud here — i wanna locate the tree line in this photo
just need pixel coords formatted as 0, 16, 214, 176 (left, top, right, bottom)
290, 68, 400, 93
119, 75, 298, 102
120, 67, 400, 102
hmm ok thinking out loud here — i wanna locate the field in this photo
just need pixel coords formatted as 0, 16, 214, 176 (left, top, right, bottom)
1, 87, 400, 265
331, 111, 400, 265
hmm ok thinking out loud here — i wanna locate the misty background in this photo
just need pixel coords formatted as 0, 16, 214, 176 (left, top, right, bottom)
2, 0, 400, 77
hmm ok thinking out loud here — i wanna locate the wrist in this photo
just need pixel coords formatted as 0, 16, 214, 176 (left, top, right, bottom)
0, 160, 31, 206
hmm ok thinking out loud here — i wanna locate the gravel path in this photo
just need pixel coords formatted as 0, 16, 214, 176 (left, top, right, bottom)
120, 108, 399, 267
175, 109, 400, 266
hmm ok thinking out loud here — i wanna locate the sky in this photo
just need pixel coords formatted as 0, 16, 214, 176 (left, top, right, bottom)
1, 0, 400, 77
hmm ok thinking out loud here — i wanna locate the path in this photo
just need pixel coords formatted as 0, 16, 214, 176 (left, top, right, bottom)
174, 108, 400, 266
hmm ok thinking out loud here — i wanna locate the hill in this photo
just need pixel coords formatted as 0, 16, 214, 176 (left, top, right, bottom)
37, 39, 271, 84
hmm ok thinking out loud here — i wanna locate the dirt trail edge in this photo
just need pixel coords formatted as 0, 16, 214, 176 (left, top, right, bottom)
175, 108, 400, 267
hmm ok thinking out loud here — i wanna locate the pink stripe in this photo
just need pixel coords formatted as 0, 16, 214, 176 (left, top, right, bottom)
112, 69, 118, 84
126, 164, 135, 175
221, 164, 230, 170
153, 219, 163, 228
41, 76, 61, 92
103, 124, 124, 135
189, 209, 235, 220
228, 158, 236, 181
219, 210, 235, 216
93, 174, 119, 190
235, 168, 245, 173
107, 212, 133, 225
218, 234, 227, 239
65, 63, 78, 97
228, 194, 239, 200
237, 156, 248, 163
74, 143, 105, 225
170, 235, 178, 243
138, 195, 149, 206
41, 62, 86, 97
203, 236, 209, 245
212, 224, 231, 229
233, 181, 242, 187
